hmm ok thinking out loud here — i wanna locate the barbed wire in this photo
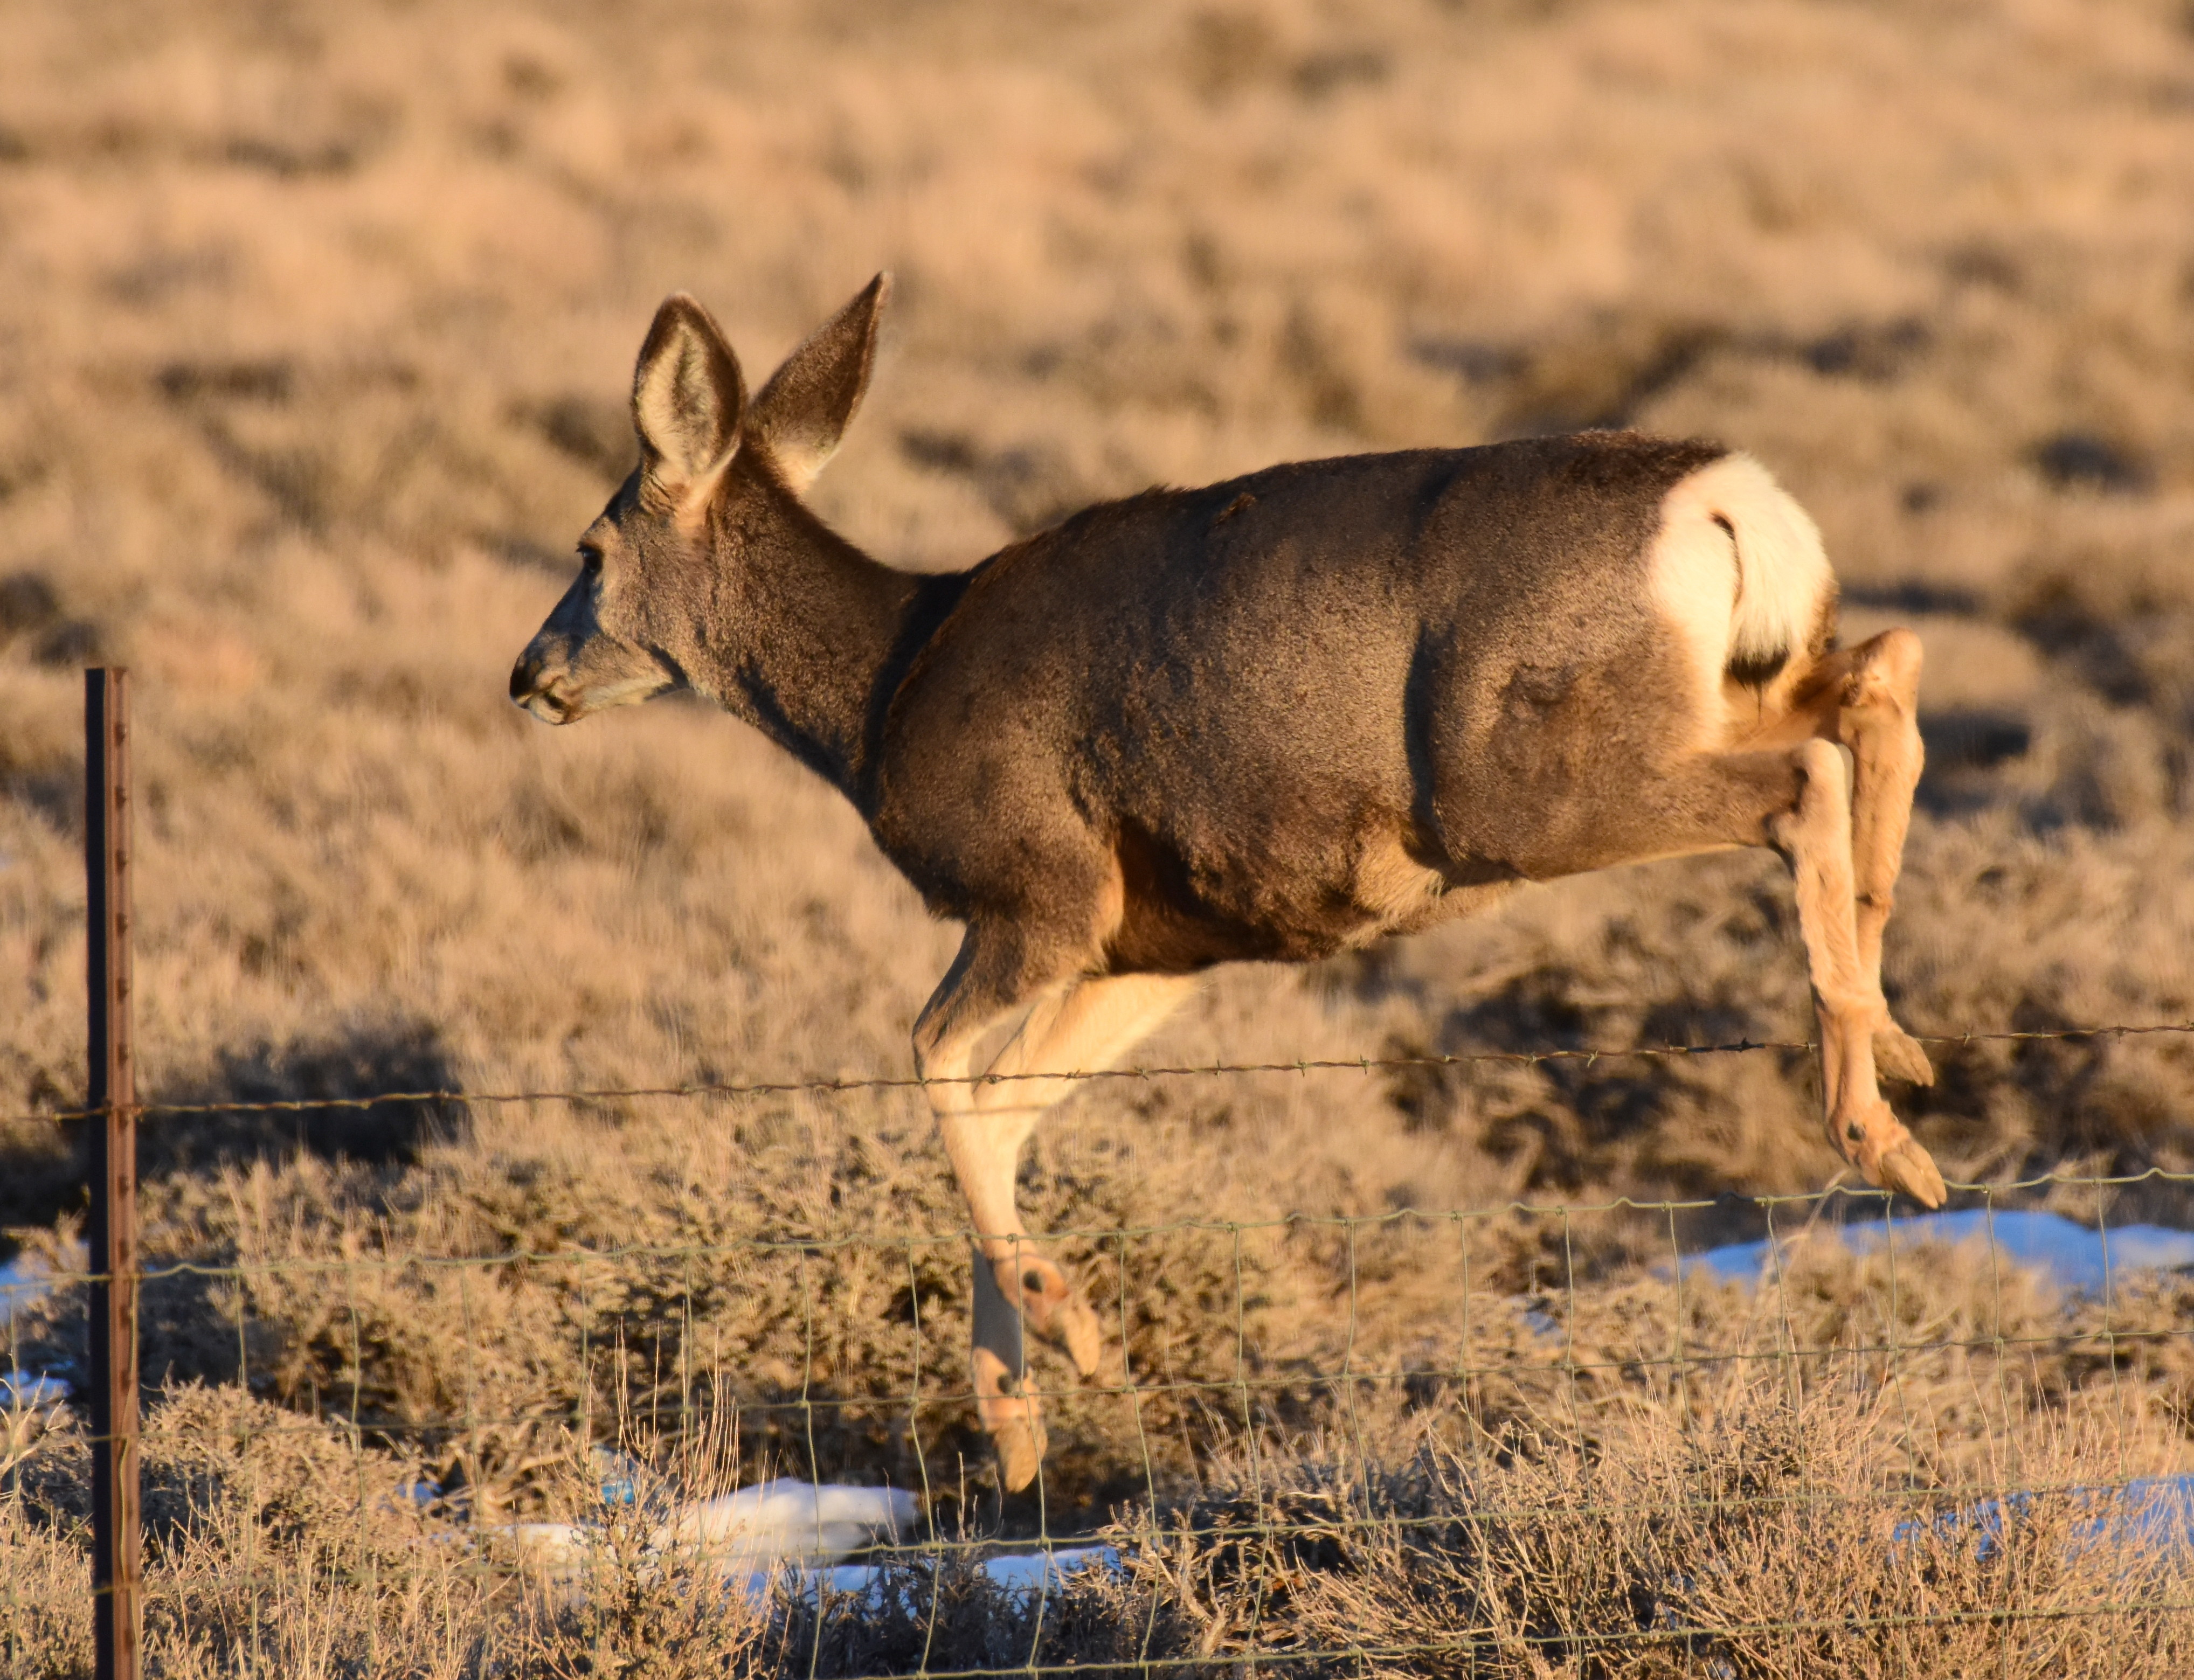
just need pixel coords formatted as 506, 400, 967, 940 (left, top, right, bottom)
4, 1016, 2190, 1129
5, 1168, 2193, 1313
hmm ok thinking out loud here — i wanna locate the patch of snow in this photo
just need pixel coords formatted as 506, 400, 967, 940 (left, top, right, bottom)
497, 1478, 1126, 1602
501, 1521, 594, 1575
502, 1479, 919, 1586
1894, 1474, 2194, 1563
757, 1543, 1123, 1605
1, 1253, 56, 1334
1, 1372, 70, 1410
592, 1446, 645, 1508
2, 1256, 66, 1413
659, 1479, 919, 1570
1690, 1209, 2194, 1295
978, 1544, 1121, 1592
2082, 1475, 2194, 1556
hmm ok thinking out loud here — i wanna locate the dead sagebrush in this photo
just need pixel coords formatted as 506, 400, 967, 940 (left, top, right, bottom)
1100, 1374, 2194, 1680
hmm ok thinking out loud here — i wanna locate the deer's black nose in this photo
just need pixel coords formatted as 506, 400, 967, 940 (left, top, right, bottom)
509, 658, 541, 703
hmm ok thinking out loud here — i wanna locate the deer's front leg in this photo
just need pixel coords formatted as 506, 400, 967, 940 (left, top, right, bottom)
966, 972, 1194, 1389
969, 1235, 1048, 1493
915, 930, 1190, 1491
913, 928, 1071, 1491
933, 1096, 1067, 1493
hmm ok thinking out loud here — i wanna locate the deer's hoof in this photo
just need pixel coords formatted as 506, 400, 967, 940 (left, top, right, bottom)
1836, 1098, 1948, 1210
1871, 1137, 1948, 1209
1872, 1021, 1936, 1087
974, 1349, 1047, 1493
996, 1254, 1117, 1384
992, 1420, 1044, 1494
1086, 1341, 1130, 1392
1056, 1299, 1110, 1381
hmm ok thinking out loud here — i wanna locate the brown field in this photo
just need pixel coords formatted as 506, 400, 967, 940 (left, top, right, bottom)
6, 0, 2194, 1672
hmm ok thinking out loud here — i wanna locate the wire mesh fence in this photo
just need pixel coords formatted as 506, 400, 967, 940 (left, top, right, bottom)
7, 1038, 2194, 1678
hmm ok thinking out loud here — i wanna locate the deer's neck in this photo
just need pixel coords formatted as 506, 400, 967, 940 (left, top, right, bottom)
693, 477, 932, 808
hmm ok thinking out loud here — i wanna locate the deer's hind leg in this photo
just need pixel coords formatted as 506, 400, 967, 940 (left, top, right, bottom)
1614, 744, 1947, 1207
1829, 629, 1933, 1087
1769, 739, 1944, 1205
913, 925, 1193, 1491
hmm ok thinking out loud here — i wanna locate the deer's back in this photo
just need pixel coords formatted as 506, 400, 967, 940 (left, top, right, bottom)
874, 431, 1741, 966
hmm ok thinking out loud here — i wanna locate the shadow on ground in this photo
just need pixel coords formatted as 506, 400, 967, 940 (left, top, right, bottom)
142, 1016, 467, 1178
0, 1017, 466, 1233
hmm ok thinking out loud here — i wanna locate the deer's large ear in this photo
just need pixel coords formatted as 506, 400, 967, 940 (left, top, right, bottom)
746, 273, 891, 494
633, 294, 746, 498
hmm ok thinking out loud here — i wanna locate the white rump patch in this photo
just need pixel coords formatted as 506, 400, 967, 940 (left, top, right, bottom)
1648, 452, 1833, 741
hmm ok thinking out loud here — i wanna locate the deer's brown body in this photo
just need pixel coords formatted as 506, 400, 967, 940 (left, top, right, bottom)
511, 279, 1942, 1492
879, 436, 1764, 963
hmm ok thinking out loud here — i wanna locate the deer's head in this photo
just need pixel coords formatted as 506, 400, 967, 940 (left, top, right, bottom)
510, 275, 890, 724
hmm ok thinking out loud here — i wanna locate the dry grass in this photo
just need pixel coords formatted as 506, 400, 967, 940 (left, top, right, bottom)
7, 1260, 2193, 1677
1082, 1377, 2194, 1680
6, 0, 2194, 1669
7, 0, 2194, 1213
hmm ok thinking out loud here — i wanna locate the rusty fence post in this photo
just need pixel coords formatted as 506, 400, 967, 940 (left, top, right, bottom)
85, 667, 140, 1680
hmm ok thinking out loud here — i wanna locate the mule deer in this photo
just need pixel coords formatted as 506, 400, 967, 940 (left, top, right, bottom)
510, 276, 1944, 1492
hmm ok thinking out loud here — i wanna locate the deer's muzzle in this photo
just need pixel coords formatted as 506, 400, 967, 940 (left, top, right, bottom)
509, 653, 576, 724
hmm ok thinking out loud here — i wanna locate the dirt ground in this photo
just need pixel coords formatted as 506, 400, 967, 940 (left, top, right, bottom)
5, 1, 2194, 1672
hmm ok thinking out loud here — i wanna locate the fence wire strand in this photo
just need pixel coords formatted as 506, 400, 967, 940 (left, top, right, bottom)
4, 1016, 2194, 1130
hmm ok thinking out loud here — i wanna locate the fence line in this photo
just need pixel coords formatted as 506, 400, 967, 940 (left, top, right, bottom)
11, 1136, 2194, 1671
20, 1164, 2194, 1279
11, 1168, 2194, 1670
6, 1015, 2194, 1130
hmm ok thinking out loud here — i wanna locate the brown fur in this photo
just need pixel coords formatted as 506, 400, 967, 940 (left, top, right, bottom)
511, 282, 1941, 1491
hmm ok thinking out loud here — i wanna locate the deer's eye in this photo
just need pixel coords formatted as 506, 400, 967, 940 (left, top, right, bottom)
579, 545, 605, 575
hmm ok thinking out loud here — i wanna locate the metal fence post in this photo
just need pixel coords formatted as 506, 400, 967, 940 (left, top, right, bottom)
85, 667, 141, 1680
